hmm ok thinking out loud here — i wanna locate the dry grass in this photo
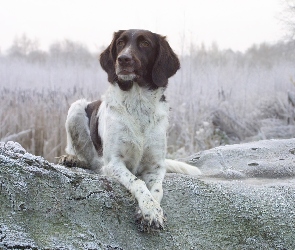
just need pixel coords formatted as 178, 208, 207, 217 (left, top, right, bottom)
1, 88, 72, 162
1, 40, 295, 161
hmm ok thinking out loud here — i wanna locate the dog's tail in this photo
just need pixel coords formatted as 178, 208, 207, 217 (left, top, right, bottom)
165, 159, 201, 176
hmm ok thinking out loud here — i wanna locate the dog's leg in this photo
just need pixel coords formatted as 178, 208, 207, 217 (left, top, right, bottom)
102, 159, 165, 229
140, 163, 166, 204
135, 163, 167, 231
62, 99, 103, 171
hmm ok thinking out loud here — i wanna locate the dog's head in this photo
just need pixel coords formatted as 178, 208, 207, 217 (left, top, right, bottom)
100, 29, 180, 91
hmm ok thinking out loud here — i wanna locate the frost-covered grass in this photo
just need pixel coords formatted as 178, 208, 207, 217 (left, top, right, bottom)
0, 40, 295, 162
167, 48, 295, 157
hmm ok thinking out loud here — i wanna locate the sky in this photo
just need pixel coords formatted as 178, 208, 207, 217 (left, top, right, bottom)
0, 0, 287, 55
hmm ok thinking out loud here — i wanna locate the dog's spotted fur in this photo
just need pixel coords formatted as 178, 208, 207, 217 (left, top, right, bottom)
60, 29, 201, 231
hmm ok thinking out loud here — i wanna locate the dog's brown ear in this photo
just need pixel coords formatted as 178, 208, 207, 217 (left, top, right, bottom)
152, 36, 180, 87
100, 30, 125, 83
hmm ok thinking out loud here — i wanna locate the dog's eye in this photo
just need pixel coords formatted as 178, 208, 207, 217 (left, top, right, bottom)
117, 40, 125, 47
140, 40, 150, 47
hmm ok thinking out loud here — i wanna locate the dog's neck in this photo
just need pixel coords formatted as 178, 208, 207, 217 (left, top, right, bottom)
103, 81, 168, 120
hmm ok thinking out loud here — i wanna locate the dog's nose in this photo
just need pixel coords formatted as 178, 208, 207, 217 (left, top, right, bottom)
118, 54, 133, 65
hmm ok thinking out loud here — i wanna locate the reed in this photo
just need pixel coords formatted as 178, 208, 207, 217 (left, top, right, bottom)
1, 40, 294, 161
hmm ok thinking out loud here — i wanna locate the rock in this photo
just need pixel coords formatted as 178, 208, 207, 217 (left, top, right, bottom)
188, 138, 295, 180
0, 140, 295, 249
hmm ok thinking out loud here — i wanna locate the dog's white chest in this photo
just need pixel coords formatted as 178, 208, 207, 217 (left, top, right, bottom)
98, 83, 169, 172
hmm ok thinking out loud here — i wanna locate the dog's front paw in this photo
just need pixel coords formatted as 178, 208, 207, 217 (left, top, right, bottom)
135, 199, 166, 232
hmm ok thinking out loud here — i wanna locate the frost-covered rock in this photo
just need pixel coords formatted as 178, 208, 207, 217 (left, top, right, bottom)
188, 138, 295, 180
1, 140, 295, 249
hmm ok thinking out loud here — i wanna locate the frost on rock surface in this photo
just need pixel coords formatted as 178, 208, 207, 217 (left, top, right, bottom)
0, 140, 295, 249
188, 138, 295, 181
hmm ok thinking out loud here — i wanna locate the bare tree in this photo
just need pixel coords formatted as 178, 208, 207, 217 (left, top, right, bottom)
49, 40, 93, 65
8, 34, 39, 57
281, 0, 295, 39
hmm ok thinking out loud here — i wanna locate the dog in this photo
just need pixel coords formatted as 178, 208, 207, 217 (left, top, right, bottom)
59, 29, 201, 231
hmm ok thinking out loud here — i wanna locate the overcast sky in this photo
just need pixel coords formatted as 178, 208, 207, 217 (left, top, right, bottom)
0, 0, 287, 54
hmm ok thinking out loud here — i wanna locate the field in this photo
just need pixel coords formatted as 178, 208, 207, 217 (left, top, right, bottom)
1, 40, 295, 162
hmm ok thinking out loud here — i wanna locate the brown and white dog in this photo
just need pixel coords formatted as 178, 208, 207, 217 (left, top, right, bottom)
60, 29, 201, 230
